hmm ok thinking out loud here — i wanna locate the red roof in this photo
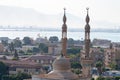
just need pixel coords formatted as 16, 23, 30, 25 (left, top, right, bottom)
0, 59, 41, 68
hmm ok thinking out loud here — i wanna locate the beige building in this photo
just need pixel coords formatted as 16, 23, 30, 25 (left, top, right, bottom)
114, 48, 120, 69
25, 55, 55, 67
0, 43, 4, 53
48, 43, 62, 55
104, 48, 116, 67
35, 37, 49, 44
48, 44, 57, 55
22, 45, 37, 52
92, 39, 111, 48
0, 59, 41, 75
90, 47, 104, 66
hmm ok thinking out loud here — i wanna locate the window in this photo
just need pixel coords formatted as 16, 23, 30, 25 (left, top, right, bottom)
41, 60, 44, 63
24, 69, 28, 72
9, 67, 16, 71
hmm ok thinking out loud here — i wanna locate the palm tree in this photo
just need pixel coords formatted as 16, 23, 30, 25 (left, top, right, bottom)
8, 42, 14, 54
13, 49, 19, 60
96, 61, 103, 75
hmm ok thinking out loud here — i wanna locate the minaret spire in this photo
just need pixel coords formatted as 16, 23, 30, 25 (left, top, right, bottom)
63, 8, 66, 24
62, 8, 67, 57
86, 8, 90, 24
85, 8, 90, 58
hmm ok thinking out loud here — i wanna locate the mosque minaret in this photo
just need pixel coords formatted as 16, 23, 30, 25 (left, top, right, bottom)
62, 8, 67, 57
80, 8, 93, 78
32, 9, 79, 80
85, 8, 91, 58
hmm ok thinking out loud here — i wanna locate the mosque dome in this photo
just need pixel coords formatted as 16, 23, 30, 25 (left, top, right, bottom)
53, 56, 71, 71
45, 56, 79, 80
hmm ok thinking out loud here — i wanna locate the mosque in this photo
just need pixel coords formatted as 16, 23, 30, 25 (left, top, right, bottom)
32, 8, 93, 80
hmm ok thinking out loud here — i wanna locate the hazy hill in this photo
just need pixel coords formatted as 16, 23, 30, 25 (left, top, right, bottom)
0, 5, 84, 28
0, 5, 117, 29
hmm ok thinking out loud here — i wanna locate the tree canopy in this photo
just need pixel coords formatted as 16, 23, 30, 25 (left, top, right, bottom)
13, 49, 19, 60
1, 40, 8, 46
0, 61, 8, 79
8, 42, 15, 53
13, 39, 22, 48
23, 37, 32, 45
71, 62, 82, 69
32, 47, 40, 53
1, 73, 31, 80
39, 43, 48, 53
49, 36, 59, 42
96, 61, 103, 75
67, 48, 80, 54
67, 38, 74, 44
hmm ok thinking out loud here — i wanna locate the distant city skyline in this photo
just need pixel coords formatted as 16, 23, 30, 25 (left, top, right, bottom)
0, 0, 120, 28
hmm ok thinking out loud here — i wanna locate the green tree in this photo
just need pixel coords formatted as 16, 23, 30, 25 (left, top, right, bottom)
8, 42, 14, 54
1, 40, 8, 46
71, 62, 82, 75
96, 61, 103, 75
39, 43, 48, 53
13, 49, 19, 60
19, 50, 25, 55
26, 49, 32, 54
32, 47, 40, 53
49, 36, 59, 42
115, 76, 120, 80
13, 39, 22, 48
96, 77, 112, 80
67, 38, 74, 44
67, 48, 80, 54
96, 76, 105, 80
2, 75, 16, 80
0, 61, 8, 79
109, 62, 116, 70
23, 37, 32, 45
71, 62, 82, 69
2, 73, 31, 80
16, 72, 31, 80
8, 42, 15, 53
91, 78, 95, 80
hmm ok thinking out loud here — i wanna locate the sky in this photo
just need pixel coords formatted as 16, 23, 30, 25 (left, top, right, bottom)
0, 0, 120, 28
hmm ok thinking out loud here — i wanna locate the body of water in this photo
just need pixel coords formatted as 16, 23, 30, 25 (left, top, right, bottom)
0, 30, 120, 42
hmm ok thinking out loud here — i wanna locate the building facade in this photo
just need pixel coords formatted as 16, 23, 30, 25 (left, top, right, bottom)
0, 59, 41, 75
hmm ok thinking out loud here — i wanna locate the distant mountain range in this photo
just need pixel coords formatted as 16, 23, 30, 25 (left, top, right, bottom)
0, 5, 118, 29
